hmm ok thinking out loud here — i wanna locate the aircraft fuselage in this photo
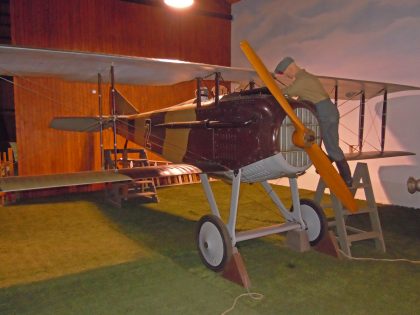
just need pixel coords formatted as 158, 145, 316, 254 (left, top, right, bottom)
116, 89, 317, 174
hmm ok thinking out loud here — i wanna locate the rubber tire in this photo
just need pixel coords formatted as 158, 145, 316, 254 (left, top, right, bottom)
196, 214, 233, 272
290, 199, 327, 246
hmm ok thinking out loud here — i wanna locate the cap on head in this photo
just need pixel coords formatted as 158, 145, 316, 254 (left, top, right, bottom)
274, 57, 294, 74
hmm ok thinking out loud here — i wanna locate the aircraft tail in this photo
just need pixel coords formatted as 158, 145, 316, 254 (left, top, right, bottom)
50, 89, 139, 133
114, 89, 140, 115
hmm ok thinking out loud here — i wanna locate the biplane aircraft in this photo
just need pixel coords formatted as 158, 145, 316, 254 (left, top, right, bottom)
0, 42, 418, 272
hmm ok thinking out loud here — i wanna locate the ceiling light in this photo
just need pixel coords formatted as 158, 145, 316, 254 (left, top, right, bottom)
164, 0, 194, 9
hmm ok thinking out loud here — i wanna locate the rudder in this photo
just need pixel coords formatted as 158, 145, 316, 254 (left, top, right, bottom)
114, 89, 140, 115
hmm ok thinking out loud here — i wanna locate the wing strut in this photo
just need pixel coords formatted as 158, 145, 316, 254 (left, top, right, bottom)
334, 81, 338, 106
110, 65, 118, 170
380, 89, 388, 153
196, 77, 202, 108
358, 91, 366, 152
214, 72, 221, 106
98, 73, 105, 170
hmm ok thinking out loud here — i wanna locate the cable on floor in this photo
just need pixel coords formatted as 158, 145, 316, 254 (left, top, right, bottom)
338, 249, 420, 264
220, 288, 264, 315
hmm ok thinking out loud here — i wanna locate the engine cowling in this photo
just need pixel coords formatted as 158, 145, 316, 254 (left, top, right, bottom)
222, 97, 321, 182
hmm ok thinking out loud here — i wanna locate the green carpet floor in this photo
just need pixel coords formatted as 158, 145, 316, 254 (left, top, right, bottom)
0, 182, 419, 314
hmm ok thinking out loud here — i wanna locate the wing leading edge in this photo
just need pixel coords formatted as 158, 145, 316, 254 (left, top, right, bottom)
344, 150, 415, 161
0, 45, 258, 85
318, 76, 420, 100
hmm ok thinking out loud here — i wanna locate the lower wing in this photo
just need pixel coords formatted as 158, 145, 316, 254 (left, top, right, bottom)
344, 150, 415, 161
0, 164, 202, 193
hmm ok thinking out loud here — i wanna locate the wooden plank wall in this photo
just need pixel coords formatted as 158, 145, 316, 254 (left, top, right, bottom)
10, 0, 232, 176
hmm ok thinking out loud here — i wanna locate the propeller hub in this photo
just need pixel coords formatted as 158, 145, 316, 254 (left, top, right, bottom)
292, 128, 316, 148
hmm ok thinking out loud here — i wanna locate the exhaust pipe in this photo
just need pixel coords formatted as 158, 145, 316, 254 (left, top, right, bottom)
407, 177, 420, 194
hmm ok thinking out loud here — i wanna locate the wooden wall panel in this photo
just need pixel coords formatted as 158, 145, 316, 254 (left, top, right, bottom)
10, 0, 232, 175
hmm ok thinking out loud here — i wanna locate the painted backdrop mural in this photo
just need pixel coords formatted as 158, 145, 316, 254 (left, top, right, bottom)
232, 0, 420, 208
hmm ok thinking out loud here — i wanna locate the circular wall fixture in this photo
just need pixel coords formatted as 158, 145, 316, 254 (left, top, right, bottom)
164, 0, 194, 9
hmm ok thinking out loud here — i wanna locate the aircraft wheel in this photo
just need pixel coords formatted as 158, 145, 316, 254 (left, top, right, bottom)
291, 199, 327, 246
196, 214, 233, 272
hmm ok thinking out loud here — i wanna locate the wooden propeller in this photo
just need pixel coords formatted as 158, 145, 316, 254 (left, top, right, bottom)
240, 40, 358, 213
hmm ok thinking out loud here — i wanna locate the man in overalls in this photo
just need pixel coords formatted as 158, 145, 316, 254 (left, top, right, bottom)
274, 57, 352, 186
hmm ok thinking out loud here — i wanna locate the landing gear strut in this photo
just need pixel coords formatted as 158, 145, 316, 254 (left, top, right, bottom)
196, 172, 327, 274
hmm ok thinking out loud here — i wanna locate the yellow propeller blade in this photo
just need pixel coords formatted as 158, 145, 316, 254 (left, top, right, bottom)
240, 40, 358, 213
306, 145, 357, 212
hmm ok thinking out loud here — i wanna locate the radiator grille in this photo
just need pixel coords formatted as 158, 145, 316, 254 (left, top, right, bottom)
280, 107, 320, 168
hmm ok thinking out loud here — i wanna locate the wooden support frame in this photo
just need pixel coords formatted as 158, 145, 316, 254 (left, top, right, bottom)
314, 162, 386, 257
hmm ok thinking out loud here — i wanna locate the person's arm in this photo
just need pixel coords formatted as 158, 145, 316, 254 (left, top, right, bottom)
282, 79, 301, 98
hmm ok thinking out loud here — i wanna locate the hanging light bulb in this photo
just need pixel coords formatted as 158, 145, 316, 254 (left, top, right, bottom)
164, 0, 194, 9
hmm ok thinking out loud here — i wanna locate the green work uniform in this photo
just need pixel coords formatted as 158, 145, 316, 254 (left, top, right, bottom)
282, 69, 345, 162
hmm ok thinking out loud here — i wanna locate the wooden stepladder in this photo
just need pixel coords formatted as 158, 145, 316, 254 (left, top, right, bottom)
314, 162, 386, 257
105, 148, 158, 207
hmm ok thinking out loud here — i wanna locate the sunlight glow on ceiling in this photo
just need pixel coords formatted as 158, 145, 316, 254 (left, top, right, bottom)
164, 0, 194, 9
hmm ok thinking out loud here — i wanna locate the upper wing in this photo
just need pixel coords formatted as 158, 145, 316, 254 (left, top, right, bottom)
278, 75, 420, 100
0, 45, 258, 85
0, 44, 418, 97
318, 76, 420, 100
0, 164, 202, 192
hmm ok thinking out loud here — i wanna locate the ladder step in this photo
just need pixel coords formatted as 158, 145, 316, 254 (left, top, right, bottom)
128, 188, 156, 194
349, 182, 371, 190
105, 148, 159, 204
128, 185, 156, 191
133, 179, 155, 185
314, 162, 386, 257
346, 226, 366, 234
125, 191, 157, 199
347, 231, 381, 243
125, 158, 148, 162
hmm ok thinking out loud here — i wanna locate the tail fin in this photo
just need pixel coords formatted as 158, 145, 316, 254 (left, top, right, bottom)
114, 89, 140, 115
50, 117, 113, 132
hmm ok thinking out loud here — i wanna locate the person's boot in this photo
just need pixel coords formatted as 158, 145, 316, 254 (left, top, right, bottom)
335, 159, 353, 187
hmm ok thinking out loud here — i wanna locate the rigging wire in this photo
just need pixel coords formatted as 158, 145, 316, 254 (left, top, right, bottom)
364, 101, 382, 149
339, 124, 380, 152
0, 69, 226, 173
1, 67, 391, 172
337, 87, 388, 152
0, 67, 107, 113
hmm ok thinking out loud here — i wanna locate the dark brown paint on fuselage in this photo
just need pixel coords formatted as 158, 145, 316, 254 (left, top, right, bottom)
117, 89, 316, 172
